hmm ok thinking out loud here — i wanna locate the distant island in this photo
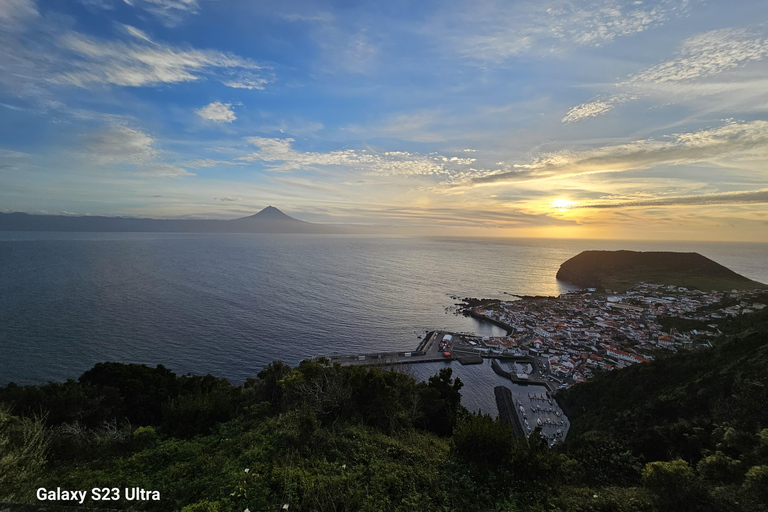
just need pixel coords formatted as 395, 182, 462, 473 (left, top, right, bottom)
556, 250, 766, 292
0, 206, 348, 234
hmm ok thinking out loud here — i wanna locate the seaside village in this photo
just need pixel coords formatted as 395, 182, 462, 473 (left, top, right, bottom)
456, 284, 767, 389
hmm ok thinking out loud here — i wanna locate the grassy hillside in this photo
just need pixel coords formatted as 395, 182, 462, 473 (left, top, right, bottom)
556, 250, 766, 291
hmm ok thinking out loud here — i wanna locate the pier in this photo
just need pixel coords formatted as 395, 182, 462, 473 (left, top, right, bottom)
312, 331, 523, 367
312, 331, 453, 366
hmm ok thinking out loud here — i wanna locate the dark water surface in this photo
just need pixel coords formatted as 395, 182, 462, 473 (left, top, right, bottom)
2, 233, 767, 408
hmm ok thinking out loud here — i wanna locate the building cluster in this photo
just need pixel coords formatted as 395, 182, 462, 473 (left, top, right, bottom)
461, 284, 766, 389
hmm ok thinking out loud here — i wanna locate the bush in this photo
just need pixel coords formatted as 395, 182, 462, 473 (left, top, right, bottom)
0, 405, 48, 500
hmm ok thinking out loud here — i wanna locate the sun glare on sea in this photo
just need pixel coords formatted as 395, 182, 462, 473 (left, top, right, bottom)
551, 198, 575, 212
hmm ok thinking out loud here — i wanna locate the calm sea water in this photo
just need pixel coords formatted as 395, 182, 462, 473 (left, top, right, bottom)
2, 233, 767, 409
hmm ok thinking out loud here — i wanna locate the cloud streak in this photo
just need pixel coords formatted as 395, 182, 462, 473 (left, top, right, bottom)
569, 189, 768, 209
434, 0, 693, 62
564, 28, 768, 122
466, 120, 768, 185
239, 137, 476, 176
54, 31, 266, 88
83, 124, 192, 177
81, 0, 199, 26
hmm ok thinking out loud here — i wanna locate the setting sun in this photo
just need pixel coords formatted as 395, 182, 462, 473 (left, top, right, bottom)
551, 198, 575, 211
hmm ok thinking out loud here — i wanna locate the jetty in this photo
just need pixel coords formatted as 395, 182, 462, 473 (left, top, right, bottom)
313, 331, 445, 366
313, 331, 496, 366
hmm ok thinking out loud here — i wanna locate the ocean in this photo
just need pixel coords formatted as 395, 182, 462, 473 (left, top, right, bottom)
1, 233, 766, 412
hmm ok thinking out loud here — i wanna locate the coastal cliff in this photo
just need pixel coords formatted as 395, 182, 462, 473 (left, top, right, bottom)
556, 250, 766, 291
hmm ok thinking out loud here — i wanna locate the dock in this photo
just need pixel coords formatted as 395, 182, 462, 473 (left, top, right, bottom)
495, 386, 524, 436
491, 358, 557, 392
312, 331, 456, 366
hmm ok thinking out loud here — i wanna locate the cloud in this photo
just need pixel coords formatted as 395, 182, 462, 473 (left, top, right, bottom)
82, 0, 199, 26
196, 102, 237, 123
562, 94, 634, 123
0, 13, 273, 101
312, 25, 378, 75
630, 28, 768, 83
83, 124, 192, 176
121, 24, 155, 45
346, 110, 447, 142
281, 12, 334, 23
183, 159, 247, 168
433, 0, 693, 62
141, 164, 191, 177
0, 0, 38, 27
222, 75, 271, 90
87, 125, 158, 164
0, 147, 30, 171
215, 196, 242, 202
54, 31, 265, 88
0, 148, 30, 158
238, 137, 475, 176
319, 32, 378, 74
465, 120, 768, 185
564, 28, 768, 122
341, 206, 577, 228
570, 189, 768, 209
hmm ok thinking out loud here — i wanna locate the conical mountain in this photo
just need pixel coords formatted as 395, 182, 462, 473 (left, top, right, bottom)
236, 206, 304, 222
0, 206, 348, 233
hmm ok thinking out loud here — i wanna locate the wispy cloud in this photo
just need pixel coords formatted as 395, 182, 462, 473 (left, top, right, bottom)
239, 137, 476, 176
281, 11, 334, 23
346, 110, 446, 142
86, 125, 158, 164
570, 188, 768, 209
0, 148, 30, 171
433, 0, 693, 62
631, 28, 768, 83
54, 31, 266, 88
317, 31, 378, 74
221, 73, 271, 90
563, 28, 768, 122
464, 120, 768, 185
215, 196, 242, 202
183, 159, 247, 168
562, 94, 635, 123
83, 124, 192, 176
0, 0, 38, 27
121, 24, 155, 45
196, 102, 237, 123
82, 0, 199, 26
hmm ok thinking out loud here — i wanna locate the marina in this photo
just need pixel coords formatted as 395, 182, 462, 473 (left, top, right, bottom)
313, 329, 570, 445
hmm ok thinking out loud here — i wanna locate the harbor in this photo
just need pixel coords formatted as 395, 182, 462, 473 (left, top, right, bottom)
312, 329, 570, 445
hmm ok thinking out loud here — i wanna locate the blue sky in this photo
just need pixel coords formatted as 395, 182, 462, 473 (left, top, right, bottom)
2, 0, 768, 240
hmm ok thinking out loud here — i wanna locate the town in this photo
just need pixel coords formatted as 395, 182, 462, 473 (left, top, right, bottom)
455, 284, 767, 389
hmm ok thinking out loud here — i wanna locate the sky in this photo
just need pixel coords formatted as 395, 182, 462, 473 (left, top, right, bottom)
1, 0, 768, 241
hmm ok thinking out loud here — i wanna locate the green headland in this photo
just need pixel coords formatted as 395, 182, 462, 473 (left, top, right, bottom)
556, 250, 767, 292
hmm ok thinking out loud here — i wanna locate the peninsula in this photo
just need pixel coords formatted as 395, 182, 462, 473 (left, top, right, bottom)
0, 206, 348, 234
556, 250, 766, 292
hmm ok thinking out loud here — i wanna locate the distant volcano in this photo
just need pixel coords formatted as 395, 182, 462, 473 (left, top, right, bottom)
240, 205, 300, 221
0, 206, 345, 234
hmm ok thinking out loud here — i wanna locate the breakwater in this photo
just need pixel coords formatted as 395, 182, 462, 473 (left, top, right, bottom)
495, 386, 525, 436
312, 331, 453, 366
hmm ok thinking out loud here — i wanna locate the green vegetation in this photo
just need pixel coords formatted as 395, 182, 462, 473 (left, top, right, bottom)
559, 307, 768, 511
2, 311, 768, 511
556, 250, 766, 292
